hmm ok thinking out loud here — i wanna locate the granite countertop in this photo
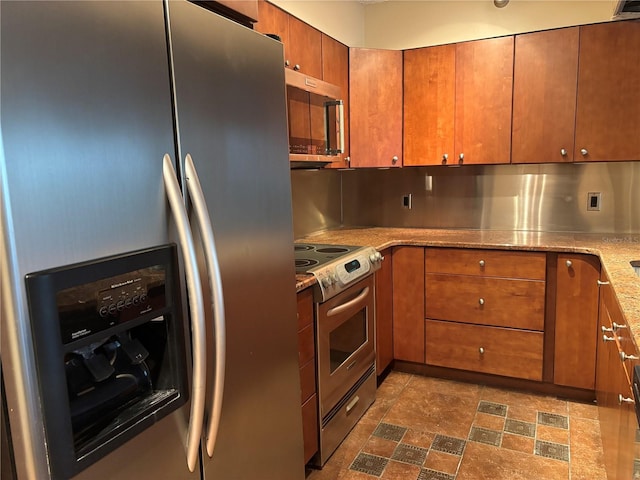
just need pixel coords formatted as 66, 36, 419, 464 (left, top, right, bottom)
295, 227, 640, 350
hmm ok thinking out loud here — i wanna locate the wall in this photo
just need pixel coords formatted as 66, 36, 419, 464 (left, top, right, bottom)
291, 163, 640, 239
271, 0, 618, 48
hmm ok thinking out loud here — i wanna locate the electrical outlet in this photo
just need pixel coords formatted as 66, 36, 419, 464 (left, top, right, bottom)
402, 194, 412, 209
587, 192, 601, 211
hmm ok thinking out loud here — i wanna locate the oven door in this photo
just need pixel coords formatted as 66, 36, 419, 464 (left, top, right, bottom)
316, 275, 375, 417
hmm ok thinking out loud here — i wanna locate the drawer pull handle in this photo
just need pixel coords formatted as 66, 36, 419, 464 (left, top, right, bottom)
620, 352, 639, 362
565, 260, 572, 268
479, 298, 485, 306
618, 394, 635, 405
479, 347, 485, 354
601, 325, 614, 333
346, 395, 360, 413
479, 260, 485, 268
603, 334, 615, 343
613, 322, 627, 331
597, 280, 610, 286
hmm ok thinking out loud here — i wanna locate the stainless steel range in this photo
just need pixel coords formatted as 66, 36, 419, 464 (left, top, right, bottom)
295, 243, 383, 467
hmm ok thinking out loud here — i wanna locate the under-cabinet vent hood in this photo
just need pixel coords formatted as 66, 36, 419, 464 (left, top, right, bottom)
613, 0, 640, 18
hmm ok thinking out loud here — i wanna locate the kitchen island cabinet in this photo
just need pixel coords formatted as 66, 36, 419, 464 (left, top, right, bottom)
596, 273, 638, 480
574, 20, 640, 162
553, 253, 600, 389
349, 48, 403, 168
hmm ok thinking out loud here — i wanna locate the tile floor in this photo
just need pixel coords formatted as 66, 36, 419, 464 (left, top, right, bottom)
306, 371, 608, 480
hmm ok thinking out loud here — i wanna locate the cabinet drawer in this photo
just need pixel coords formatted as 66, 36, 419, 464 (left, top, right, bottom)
425, 320, 544, 381
425, 274, 545, 330
299, 358, 316, 404
425, 248, 546, 280
298, 323, 315, 366
297, 288, 314, 331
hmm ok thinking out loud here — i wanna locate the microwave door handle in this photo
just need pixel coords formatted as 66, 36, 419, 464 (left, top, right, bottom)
184, 154, 226, 458
162, 154, 206, 473
327, 286, 370, 317
324, 99, 344, 155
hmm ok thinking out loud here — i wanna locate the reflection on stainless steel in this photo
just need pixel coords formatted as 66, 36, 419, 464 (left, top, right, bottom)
291, 162, 640, 238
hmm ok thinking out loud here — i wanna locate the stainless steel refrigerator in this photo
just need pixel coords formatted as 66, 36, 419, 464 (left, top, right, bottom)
0, 1, 305, 479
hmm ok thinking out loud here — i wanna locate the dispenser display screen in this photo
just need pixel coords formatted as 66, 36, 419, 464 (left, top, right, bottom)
57, 266, 167, 344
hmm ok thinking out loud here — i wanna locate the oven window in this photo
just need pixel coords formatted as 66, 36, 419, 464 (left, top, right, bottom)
329, 308, 367, 373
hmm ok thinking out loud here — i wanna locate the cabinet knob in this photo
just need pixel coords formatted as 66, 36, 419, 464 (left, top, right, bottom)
479, 260, 485, 267
613, 322, 628, 332
293, 64, 301, 71
602, 334, 615, 343
618, 394, 635, 405
620, 351, 639, 362
565, 260, 572, 268
459, 153, 464, 162
392, 156, 399, 165
479, 298, 485, 306
560, 148, 567, 156
479, 347, 485, 354
601, 325, 614, 333
442, 153, 448, 163
285, 60, 290, 67
580, 148, 588, 156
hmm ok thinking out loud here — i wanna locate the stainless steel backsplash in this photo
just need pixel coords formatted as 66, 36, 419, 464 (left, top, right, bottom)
291, 162, 640, 239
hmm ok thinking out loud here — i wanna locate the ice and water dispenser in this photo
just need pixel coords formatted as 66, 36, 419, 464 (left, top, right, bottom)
25, 245, 189, 478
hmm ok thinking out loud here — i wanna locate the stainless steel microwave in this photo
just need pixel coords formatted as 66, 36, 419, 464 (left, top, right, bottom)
285, 68, 344, 168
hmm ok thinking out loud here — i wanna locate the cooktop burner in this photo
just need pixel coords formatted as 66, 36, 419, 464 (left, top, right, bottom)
293, 243, 361, 274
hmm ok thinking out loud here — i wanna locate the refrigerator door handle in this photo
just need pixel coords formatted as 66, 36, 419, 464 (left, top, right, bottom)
184, 154, 227, 458
162, 154, 206, 473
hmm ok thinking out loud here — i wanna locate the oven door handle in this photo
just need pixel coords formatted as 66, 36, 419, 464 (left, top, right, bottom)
163, 154, 206, 473
327, 286, 370, 317
184, 154, 226, 459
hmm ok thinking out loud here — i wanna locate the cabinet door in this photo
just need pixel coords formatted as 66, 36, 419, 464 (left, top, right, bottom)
349, 48, 403, 168
254, 0, 289, 68
454, 36, 514, 165
375, 248, 393, 375
575, 20, 640, 162
392, 246, 424, 363
512, 27, 579, 164
554, 254, 600, 389
287, 15, 322, 78
403, 45, 456, 166
322, 34, 350, 167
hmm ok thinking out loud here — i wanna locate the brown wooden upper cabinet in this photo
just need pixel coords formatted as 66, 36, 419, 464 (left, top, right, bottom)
512, 27, 579, 164
255, 0, 322, 78
404, 44, 455, 166
574, 20, 640, 162
404, 37, 513, 165
349, 48, 403, 168
321, 34, 350, 165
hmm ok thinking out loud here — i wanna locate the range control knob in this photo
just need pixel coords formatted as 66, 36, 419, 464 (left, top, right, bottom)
369, 251, 384, 263
321, 277, 332, 288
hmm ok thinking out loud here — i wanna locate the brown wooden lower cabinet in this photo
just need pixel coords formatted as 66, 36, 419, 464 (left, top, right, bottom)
375, 248, 393, 375
425, 319, 544, 381
296, 288, 318, 464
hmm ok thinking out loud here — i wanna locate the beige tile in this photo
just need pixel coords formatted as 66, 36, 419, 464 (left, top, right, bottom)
401, 428, 436, 450
380, 459, 422, 479
536, 424, 569, 445
568, 400, 599, 420
361, 436, 398, 458
501, 432, 535, 454
506, 404, 538, 424
457, 442, 569, 480
473, 411, 506, 431
569, 417, 607, 480
481, 386, 568, 416
423, 450, 461, 475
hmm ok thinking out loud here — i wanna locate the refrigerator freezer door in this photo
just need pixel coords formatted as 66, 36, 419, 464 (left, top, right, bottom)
166, 2, 305, 479
0, 1, 197, 478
